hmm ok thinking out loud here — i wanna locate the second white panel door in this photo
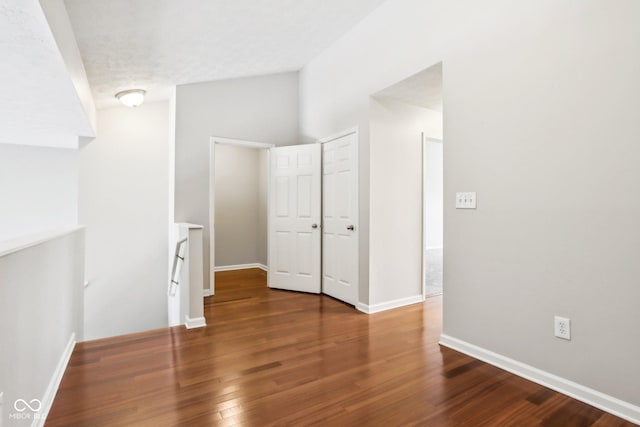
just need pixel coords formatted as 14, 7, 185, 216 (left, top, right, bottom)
322, 132, 358, 305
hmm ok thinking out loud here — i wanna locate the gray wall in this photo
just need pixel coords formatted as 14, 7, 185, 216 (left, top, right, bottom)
0, 144, 78, 241
0, 228, 84, 426
369, 98, 442, 304
214, 144, 267, 267
175, 72, 299, 288
300, 0, 640, 409
79, 102, 170, 340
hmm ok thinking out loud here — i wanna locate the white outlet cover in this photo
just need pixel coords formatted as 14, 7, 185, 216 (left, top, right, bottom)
456, 192, 477, 209
554, 316, 571, 340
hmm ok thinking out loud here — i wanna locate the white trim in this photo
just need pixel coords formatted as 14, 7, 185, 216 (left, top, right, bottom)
209, 142, 215, 296
209, 136, 276, 149
168, 87, 177, 334
202, 289, 212, 297
175, 222, 203, 229
421, 132, 427, 300
439, 334, 640, 425
318, 126, 358, 144
356, 294, 424, 314
266, 148, 272, 287
0, 226, 84, 258
35, 333, 76, 427
214, 263, 267, 272
209, 136, 274, 297
185, 316, 206, 329
425, 246, 443, 251
424, 136, 443, 144
356, 302, 370, 313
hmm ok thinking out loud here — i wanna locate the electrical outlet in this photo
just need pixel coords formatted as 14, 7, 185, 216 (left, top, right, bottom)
554, 316, 571, 340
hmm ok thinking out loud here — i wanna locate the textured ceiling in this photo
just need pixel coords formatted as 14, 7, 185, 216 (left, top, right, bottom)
64, 0, 389, 108
0, 0, 94, 148
375, 63, 443, 112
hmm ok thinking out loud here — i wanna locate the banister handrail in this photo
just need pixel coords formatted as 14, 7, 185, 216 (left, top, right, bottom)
168, 237, 188, 297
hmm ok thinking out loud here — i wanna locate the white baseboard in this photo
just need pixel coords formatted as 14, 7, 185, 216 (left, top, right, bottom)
356, 294, 424, 314
202, 288, 212, 297
439, 334, 640, 425
214, 263, 268, 272
36, 333, 76, 427
185, 316, 206, 329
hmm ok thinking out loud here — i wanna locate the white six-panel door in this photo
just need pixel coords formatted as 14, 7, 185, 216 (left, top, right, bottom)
322, 132, 358, 305
268, 144, 322, 293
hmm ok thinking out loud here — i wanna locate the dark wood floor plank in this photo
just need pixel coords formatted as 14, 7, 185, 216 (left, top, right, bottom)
46, 268, 636, 426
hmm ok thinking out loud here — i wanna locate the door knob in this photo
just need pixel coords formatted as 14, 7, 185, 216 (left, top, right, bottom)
347, 225, 355, 231
312, 223, 318, 229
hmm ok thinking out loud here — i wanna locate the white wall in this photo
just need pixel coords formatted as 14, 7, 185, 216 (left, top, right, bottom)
0, 144, 78, 241
79, 102, 170, 340
0, 227, 84, 426
0, 0, 94, 149
424, 138, 443, 249
300, 0, 640, 412
369, 98, 442, 304
175, 72, 299, 288
214, 144, 267, 267
39, 0, 96, 134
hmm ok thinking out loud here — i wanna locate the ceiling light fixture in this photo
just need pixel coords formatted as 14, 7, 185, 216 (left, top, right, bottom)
115, 89, 146, 107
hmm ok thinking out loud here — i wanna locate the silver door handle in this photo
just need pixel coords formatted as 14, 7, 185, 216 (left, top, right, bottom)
312, 224, 318, 229
347, 225, 355, 231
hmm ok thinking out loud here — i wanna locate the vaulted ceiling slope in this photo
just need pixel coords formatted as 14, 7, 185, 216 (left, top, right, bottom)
64, 0, 389, 108
374, 63, 443, 112
0, 0, 95, 149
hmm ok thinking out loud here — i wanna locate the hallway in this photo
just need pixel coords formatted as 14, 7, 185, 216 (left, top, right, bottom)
46, 269, 632, 426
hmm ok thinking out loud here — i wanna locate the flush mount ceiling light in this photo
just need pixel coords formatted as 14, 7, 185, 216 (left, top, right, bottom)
115, 89, 146, 107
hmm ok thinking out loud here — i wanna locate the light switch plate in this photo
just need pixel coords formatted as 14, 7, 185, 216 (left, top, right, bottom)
456, 192, 477, 209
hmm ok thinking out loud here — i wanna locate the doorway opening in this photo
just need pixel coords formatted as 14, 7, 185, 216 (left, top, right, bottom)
208, 137, 274, 296
266, 137, 359, 306
209, 135, 360, 307
422, 134, 443, 297
370, 62, 443, 301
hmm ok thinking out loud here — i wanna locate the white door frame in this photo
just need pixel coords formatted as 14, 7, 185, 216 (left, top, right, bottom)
318, 126, 359, 305
422, 134, 443, 300
208, 137, 275, 296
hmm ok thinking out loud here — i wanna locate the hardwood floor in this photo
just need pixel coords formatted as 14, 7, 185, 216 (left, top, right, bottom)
47, 269, 634, 426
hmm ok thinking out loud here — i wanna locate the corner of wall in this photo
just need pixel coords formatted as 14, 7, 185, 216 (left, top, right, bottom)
39, 0, 97, 138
